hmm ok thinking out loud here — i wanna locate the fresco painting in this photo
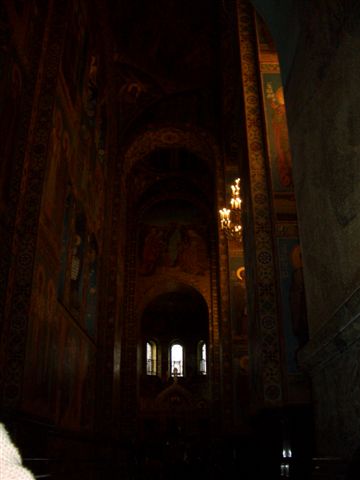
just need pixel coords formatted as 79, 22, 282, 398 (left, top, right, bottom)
62, 2, 88, 104
57, 191, 73, 300
84, 52, 99, 123
139, 201, 208, 276
24, 264, 60, 420
84, 235, 98, 338
90, 161, 105, 235
79, 346, 96, 430
69, 210, 86, 313
139, 225, 165, 275
25, 225, 98, 424
57, 197, 100, 337
0, 58, 23, 211
139, 223, 208, 276
77, 107, 105, 236
6, 0, 104, 435
42, 104, 72, 233
96, 103, 107, 164
176, 226, 208, 275
277, 238, 308, 373
57, 320, 81, 428
56, 318, 96, 430
262, 70, 293, 193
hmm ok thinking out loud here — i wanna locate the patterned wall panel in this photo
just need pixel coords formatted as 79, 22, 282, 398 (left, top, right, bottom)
255, 16, 309, 397
236, 0, 283, 407
1, 0, 69, 409
1, 1, 109, 440
0, 1, 46, 352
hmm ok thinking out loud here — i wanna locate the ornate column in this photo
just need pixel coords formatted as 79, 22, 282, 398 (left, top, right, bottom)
236, 0, 284, 409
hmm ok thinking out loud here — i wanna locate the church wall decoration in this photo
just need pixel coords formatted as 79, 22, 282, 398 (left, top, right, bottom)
255, 15, 309, 378
61, 1, 88, 105
69, 208, 86, 313
96, 103, 107, 165
224, 166, 248, 339
57, 315, 96, 431
277, 237, 308, 373
223, 159, 249, 426
237, 0, 284, 407
255, 14, 297, 223
57, 191, 73, 301
84, 234, 98, 338
138, 201, 209, 278
261, 69, 292, 192
57, 196, 100, 339
23, 193, 99, 426
84, 51, 99, 125
41, 101, 72, 236
0, 56, 23, 212
75, 56, 106, 238
22, 231, 98, 431
0, 0, 106, 441
1, 0, 70, 410
23, 261, 60, 421
255, 13, 293, 196
229, 255, 247, 338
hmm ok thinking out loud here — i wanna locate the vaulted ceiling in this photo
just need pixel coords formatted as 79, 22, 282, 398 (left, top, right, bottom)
108, 0, 222, 141
109, 0, 220, 91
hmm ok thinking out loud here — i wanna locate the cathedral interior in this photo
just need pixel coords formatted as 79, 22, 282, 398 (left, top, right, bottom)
1, 0, 360, 479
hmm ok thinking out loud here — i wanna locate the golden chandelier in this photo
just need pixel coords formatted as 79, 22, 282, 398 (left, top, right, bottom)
219, 178, 243, 241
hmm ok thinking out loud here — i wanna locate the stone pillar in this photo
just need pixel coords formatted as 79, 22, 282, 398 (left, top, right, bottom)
236, 0, 284, 409
285, 3, 360, 460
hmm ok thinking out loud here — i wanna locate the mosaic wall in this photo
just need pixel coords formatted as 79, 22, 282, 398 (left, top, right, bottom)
237, 0, 284, 407
1, 0, 109, 434
256, 14, 309, 379
1, 0, 69, 410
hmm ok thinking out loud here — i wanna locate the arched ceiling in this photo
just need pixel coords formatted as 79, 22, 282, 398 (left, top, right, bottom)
123, 126, 220, 177
123, 127, 222, 219
109, 0, 219, 91
109, 0, 222, 146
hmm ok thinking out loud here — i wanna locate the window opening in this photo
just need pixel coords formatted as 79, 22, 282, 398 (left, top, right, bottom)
146, 341, 157, 376
199, 341, 207, 375
170, 343, 183, 377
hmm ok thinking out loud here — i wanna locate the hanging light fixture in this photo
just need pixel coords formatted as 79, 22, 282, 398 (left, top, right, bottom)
219, 178, 243, 241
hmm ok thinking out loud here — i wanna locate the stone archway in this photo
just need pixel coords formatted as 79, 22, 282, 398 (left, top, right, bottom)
117, 124, 232, 437
138, 285, 210, 441
122, 125, 222, 183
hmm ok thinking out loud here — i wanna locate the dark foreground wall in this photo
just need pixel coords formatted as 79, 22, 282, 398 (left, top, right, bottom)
252, 0, 360, 461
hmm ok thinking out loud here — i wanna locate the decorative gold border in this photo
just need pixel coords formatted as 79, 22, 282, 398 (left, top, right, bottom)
237, 0, 283, 406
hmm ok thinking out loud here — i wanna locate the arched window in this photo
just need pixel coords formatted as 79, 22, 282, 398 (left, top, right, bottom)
198, 340, 207, 375
170, 343, 184, 377
146, 340, 157, 376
